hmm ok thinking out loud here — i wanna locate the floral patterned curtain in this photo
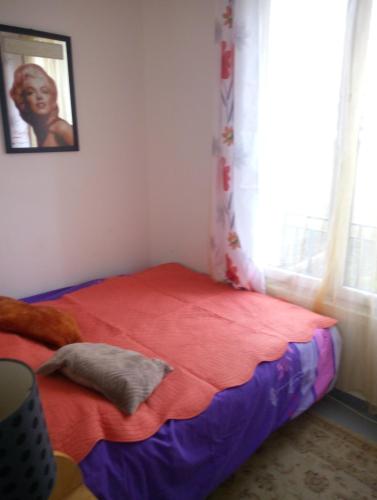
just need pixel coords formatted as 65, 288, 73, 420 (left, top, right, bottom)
210, 0, 265, 292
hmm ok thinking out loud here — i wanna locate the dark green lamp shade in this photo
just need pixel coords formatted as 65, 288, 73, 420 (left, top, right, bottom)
0, 359, 56, 500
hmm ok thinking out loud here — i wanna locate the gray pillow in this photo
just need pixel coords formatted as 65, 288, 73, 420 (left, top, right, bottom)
37, 343, 173, 414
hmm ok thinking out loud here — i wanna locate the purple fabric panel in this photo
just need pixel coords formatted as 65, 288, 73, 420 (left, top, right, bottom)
291, 327, 339, 418
22, 282, 338, 500
291, 333, 319, 417
21, 279, 104, 304
79, 341, 320, 500
314, 328, 337, 399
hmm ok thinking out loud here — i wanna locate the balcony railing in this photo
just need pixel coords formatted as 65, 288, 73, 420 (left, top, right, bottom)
276, 215, 377, 294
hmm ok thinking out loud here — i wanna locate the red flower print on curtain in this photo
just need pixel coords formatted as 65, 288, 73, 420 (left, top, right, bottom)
222, 5, 233, 28
222, 126, 233, 145
210, 0, 265, 292
219, 157, 231, 191
225, 254, 240, 285
221, 42, 234, 79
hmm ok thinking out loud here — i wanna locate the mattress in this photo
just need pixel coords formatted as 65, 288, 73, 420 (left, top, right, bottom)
17, 266, 340, 500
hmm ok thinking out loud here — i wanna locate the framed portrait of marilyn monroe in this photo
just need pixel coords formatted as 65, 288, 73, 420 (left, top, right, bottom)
0, 24, 79, 153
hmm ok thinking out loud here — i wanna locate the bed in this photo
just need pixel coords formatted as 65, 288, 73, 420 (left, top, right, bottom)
0, 263, 341, 500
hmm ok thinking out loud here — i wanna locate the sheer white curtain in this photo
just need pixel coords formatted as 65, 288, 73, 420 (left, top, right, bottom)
232, 0, 377, 408
211, 0, 265, 292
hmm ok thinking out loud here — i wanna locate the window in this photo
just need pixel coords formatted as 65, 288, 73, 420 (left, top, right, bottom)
346, 3, 377, 292
254, 0, 377, 295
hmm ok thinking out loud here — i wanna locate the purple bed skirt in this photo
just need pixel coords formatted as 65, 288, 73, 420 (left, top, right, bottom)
23, 280, 341, 500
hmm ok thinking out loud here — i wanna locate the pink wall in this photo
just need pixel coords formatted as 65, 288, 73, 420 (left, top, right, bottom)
0, 0, 149, 297
0, 0, 217, 297
142, 0, 217, 274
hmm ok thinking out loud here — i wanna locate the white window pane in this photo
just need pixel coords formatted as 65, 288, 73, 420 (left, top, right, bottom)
345, 2, 377, 293
260, 0, 348, 276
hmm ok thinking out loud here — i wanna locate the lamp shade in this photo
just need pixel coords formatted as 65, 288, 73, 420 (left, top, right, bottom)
0, 359, 56, 500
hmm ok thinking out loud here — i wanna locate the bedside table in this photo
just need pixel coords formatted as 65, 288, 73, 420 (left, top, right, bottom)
49, 452, 97, 500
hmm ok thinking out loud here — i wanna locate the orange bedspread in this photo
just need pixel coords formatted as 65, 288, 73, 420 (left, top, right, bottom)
0, 264, 337, 461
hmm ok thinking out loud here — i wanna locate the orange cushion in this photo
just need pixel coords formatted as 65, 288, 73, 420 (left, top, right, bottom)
0, 296, 82, 347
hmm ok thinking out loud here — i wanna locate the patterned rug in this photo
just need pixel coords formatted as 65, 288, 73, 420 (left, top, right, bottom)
208, 412, 377, 500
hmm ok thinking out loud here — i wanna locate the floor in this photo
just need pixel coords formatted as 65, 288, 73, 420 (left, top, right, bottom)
209, 393, 377, 500
311, 388, 377, 443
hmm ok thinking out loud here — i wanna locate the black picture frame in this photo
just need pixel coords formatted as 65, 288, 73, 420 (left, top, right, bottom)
0, 24, 79, 153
